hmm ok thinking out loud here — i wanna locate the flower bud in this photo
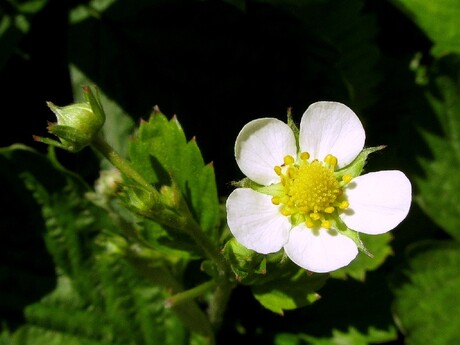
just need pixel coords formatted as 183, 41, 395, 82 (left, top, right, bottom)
33, 86, 105, 152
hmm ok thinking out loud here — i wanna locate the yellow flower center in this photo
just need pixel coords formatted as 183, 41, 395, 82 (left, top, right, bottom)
272, 152, 352, 229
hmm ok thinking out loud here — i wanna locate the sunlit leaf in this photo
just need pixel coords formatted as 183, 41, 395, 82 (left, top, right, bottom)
128, 110, 220, 240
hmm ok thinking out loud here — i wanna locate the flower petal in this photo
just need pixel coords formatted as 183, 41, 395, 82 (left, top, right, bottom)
235, 118, 297, 185
299, 101, 365, 168
340, 170, 412, 235
226, 188, 291, 254
284, 225, 358, 273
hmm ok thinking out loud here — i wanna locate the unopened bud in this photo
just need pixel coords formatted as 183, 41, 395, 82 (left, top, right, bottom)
34, 86, 105, 152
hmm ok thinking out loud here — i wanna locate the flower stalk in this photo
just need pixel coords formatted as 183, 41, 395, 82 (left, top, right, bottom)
165, 280, 218, 308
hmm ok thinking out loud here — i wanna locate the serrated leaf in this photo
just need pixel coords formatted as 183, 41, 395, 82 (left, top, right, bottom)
392, 0, 460, 57
393, 241, 460, 345
415, 73, 460, 239
1, 145, 212, 344
0, 145, 69, 329
129, 112, 220, 239
139, 219, 202, 260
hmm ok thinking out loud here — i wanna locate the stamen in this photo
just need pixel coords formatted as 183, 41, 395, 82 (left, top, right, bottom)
281, 207, 292, 216
342, 174, 353, 184
274, 166, 282, 175
306, 220, 315, 228
310, 213, 320, 221
339, 201, 349, 209
324, 206, 335, 214
321, 220, 331, 229
272, 196, 281, 205
284, 155, 295, 165
300, 152, 310, 161
324, 154, 338, 168
272, 152, 350, 230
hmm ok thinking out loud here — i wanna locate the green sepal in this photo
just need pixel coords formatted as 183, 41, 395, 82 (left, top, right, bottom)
286, 107, 300, 151
222, 238, 267, 283
333, 214, 372, 257
230, 177, 261, 189
46, 124, 92, 153
334, 145, 386, 179
82, 85, 106, 125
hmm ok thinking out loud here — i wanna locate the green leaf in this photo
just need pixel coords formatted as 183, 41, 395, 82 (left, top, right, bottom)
0, 145, 68, 329
415, 64, 460, 240
392, 0, 460, 57
6, 326, 106, 345
139, 219, 203, 260
331, 233, 394, 281
128, 110, 220, 240
393, 241, 460, 345
1, 145, 213, 344
275, 326, 397, 345
251, 260, 328, 314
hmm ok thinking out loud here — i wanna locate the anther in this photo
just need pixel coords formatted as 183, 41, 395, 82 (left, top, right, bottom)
300, 152, 310, 161
284, 155, 295, 165
324, 206, 335, 214
339, 201, 349, 209
272, 196, 281, 205
281, 207, 292, 216
324, 154, 338, 168
310, 213, 320, 221
321, 220, 331, 229
274, 166, 282, 175
306, 220, 315, 228
342, 174, 353, 184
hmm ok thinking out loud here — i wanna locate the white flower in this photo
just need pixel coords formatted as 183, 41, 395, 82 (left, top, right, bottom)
226, 101, 412, 273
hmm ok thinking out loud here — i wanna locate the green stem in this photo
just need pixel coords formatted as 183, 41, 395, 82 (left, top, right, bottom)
91, 135, 157, 193
207, 281, 235, 330
165, 280, 218, 308
91, 134, 231, 276
183, 219, 231, 276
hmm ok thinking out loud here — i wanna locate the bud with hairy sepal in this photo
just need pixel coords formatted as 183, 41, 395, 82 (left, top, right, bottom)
33, 86, 105, 152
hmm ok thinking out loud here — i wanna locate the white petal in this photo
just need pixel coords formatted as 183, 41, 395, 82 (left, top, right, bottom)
226, 188, 291, 254
235, 118, 297, 185
340, 170, 412, 235
284, 225, 358, 273
299, 102, 365, 168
